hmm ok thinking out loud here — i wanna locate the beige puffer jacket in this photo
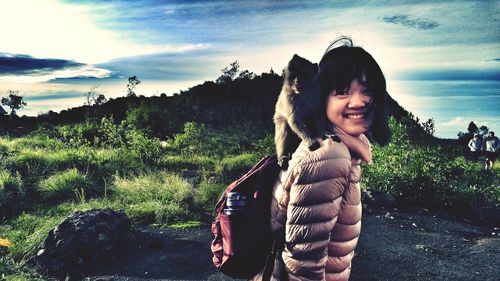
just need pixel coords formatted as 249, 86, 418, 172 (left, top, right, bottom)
257, 135, 369, 281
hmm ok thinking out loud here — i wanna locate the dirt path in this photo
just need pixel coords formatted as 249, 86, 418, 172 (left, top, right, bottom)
85, 208, 499, 281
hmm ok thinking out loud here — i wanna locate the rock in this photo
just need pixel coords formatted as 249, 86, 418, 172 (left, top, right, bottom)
29, 208, 132, 280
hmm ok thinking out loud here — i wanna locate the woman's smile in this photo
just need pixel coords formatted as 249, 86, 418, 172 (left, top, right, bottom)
344, 112, 367, 120
326, 79, 373, 136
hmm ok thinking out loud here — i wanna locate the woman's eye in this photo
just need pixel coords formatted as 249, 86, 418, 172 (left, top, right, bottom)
335, 87, 349, 96
363, 89, 373, 96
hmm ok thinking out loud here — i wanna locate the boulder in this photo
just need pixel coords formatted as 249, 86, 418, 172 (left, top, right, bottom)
30, 208, 132, 280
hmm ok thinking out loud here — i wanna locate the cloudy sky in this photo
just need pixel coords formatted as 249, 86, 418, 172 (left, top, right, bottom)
0, 0, 498, 138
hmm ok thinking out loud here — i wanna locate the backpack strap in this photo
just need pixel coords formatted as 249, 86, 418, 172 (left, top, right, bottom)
262, 226, 286, 281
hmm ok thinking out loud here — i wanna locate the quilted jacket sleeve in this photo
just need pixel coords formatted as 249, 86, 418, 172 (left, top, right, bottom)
281, 140, 351, 281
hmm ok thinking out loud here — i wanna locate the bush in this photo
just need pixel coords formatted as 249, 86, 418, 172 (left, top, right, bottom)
215, 153, 260, 182
37, 168, 95, 204
195, 181, 226, 212
126, 128, 162, 166
1, 212, 64, 261
111, 172, 195, 225
7, 148, 89, 182
0, 170, 24, 218
252, 133, 275, 158
9, 150, 54, 180
363, 118, 499, 211
169, 122, 213, 156
159, 155, 216, 175
9, 135, 64, 151
56, 122, 97, 147
0, 250, 16, 279
169, 122, 245, 158
0, 142, 9, 157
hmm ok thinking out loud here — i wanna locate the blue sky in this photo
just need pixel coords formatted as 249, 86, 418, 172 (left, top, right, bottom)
0, 0, 498, 138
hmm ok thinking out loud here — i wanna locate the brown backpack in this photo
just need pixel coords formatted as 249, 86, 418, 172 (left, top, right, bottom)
210, 155, 282, 279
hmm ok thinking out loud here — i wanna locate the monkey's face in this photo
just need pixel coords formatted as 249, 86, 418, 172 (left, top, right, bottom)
326, 78, 374, 136
285, 54, 318, 94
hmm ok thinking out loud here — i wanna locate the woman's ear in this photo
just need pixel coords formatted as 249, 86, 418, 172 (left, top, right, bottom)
369, 91, 391, 146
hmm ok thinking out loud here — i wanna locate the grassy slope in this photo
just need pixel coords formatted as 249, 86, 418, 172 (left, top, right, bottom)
0, 74, 498, 279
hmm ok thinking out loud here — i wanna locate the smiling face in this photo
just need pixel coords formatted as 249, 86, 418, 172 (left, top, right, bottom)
326, 78, 374, 136
318, 42, 389, 144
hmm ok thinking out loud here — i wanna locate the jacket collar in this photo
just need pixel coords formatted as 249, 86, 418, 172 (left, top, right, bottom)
332, 127, 373, 164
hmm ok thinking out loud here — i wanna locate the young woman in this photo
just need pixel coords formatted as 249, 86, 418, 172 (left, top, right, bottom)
254, 37, 390, 281
468, 134, 482, 161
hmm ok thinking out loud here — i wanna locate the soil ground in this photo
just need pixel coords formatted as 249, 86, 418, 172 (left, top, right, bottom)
85, 208, 499, 281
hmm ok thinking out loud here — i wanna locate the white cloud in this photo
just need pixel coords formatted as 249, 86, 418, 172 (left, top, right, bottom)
0, 65, 111, 83
0, 0, 207, 64
440, 116, 465, 126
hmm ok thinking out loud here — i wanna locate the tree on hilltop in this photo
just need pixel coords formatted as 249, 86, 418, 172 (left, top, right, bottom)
421, 118, 435, 136
458, 121, 488, 140
216, 61, 256, 84
1, 90, 27, 116
126, 75, 141, 97
479, 125, 489, 136
85, 86, 107, 106
467, 121, 479, 135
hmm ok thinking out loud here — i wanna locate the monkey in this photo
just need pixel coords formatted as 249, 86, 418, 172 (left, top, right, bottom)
273, 54, 326, 170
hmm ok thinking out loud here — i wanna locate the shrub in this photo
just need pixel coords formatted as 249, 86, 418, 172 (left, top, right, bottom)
362, 118, 499, 211
215, 153, 260, 182
111, 172, 195, 225
1, 212, 64, 261
169, 122, 244, 158
7, 148, 88, 183
170, 122, 213, 156
195, 181, 226, 212
159, 155, 216, 174
0, 251, 16, 278
37, 168, 94, 204
84, 147, 150, 179
253, 133, 275, 158
125, 128, 162, 166
0, 170, 23, 218
56, 122, 97, 147
0, 142, 8, 157
9, 150, 54, 180
9, 135, 64, 151
95, 116, 128, 148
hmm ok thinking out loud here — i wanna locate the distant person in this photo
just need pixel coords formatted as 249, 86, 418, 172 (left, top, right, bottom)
468, 134, 482, 161
482, 131, 499, 171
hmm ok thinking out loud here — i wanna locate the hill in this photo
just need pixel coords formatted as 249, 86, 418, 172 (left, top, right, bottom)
0, 69, 433, 142
0, 68, 497, 281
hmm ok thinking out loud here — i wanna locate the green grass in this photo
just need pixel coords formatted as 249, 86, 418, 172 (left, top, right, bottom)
492, 161, 500, 173
195, 181, 226, 212
0, 170, 24, 217
215, 153, 260, 182
362, 118, 499, 209
0, 119, 498, 279
111, 172, 196, 225
37, 168, 94, 203
159, 154, 216, 173
2, 212, 65, 261
167, 220, 202, 229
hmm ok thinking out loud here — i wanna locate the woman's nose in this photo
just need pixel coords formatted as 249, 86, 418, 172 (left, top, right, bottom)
347, 90, 369, 109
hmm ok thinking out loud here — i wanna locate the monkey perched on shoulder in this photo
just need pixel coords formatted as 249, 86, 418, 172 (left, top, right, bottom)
274, 54, 326, 170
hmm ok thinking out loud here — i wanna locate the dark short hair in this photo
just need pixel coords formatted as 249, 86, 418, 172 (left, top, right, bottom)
318, 36, 390, 145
